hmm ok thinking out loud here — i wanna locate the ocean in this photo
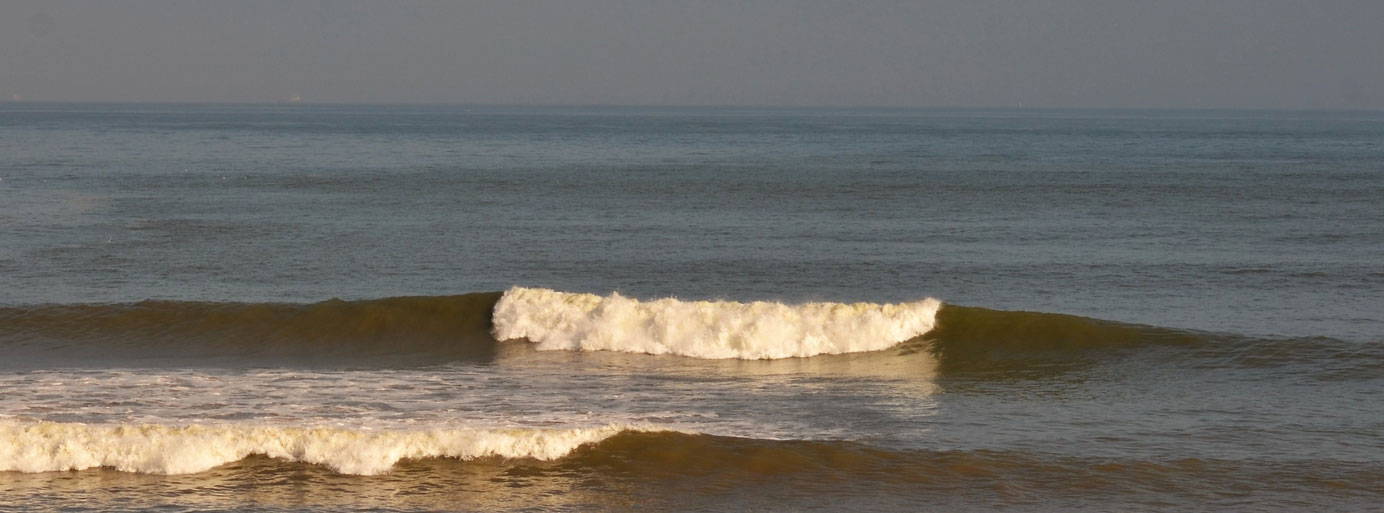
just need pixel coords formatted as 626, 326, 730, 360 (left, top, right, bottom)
1, 103, 1381, 512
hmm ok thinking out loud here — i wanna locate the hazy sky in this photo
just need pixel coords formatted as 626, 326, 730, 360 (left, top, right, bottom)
3, 0, 1382, 108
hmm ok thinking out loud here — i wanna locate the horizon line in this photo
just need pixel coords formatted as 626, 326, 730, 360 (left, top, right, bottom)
2, 99, 1381, 114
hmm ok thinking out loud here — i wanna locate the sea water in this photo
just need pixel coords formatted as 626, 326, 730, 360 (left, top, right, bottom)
1, 103, 1381, 511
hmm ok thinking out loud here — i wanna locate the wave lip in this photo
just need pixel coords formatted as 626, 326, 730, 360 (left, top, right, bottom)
492, 287, 942, 359
0, 421, 657, 476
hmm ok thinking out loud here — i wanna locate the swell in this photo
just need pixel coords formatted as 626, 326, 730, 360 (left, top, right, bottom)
0, 292, 502, 367
563, 431, 1382, 498
923, 305, 1381, 377
0, 287, 944, 364
1, 288, 1373, 372
917, 304, 1205, 373
3, 423, 1377, 502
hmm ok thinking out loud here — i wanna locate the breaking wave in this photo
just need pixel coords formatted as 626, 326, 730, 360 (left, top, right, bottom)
0, 287, 1371, 371
492, 287, 942, 359
4, 422, 1379, 502
0, 421, 656, 476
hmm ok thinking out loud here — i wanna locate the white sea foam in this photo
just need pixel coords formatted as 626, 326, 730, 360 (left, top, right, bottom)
0, 421, 651, 475
492, 287, 942, 359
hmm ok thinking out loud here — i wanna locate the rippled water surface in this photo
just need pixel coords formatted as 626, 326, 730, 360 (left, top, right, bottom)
1, 104, 1381, 511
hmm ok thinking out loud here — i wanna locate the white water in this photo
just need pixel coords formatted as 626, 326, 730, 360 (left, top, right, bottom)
492, 287, 942, 359
1, 288, 946, 477
0, 421, 657, 475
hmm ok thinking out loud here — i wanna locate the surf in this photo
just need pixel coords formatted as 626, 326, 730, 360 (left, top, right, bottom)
0, 420, 657, 476
1, 287, 1371, 373
492, 286, 942, 359
5, 420, 1378, 502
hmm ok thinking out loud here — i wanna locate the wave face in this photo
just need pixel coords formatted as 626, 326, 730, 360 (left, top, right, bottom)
0, 293, 501, 366
2, 289, 1369, 372
920, 305, 1378, 377
492, 287, 942, 359
922, 304, 1205, 370
0, 421, 649, 476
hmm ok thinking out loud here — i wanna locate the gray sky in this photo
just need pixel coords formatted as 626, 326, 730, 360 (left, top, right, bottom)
3, 0, 1382, 109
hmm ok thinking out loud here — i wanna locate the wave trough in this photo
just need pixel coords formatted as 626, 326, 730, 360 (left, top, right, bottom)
492, 287, 942, 359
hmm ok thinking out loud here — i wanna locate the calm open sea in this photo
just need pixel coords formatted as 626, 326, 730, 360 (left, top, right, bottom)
1, 103, 1381, 512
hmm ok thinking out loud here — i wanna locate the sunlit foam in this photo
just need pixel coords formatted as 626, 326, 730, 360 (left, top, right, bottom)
0, 421, 655, 475
492, 287, 941, 359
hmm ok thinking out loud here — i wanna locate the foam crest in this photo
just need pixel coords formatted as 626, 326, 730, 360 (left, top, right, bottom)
492, 287, 942, 359
0, 421, 648, 475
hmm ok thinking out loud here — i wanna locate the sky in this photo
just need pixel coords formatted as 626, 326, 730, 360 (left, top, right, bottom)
2, 0, 1382, 109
